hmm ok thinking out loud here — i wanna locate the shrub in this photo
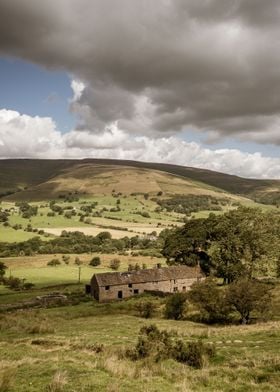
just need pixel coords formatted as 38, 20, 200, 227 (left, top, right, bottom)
226, 278, 272, 324
23, 282, 35, 290
47, 259, 61, 267
172, 340, 215, 369
135, 301, 156, 318
188, 278, 231, 323
89, 256, 101, 267
74, 257, 82, 266
110, 258, 121, 270
4, 277, 22, 290
62, 255, 70, 264
165, 293, 187, 320
0, 261, 7, 279
126, 324, 215, 368
126, 324, 171, 361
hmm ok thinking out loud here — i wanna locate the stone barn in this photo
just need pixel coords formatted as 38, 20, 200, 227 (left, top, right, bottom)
90, 265, 204, 302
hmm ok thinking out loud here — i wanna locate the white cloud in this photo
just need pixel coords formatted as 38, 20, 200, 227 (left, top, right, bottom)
0, 109, 64, 158
0, 108, 280, 179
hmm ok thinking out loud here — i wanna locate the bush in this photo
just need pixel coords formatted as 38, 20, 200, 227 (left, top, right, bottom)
172, 340, 215, 369
126, 324, 215, 368
188, 278, 231, 323
89, 256, 101, 267
47, 259, 61, 267
226, 278, 272, 324
23, 282, 35, 290
74, 257, 82, 266
3, 276, 22, 290
165, 293, 187, 320
135, 301, 156, 318
0, 261, 7, 279
62, 255, 70, 264
110, 258, 121, 270
126, 324, 171, 361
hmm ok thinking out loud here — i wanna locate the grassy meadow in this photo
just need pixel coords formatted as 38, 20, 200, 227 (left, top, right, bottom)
0, 286, 280, 391
0, 251, 280, 391
0, 191, 271, 244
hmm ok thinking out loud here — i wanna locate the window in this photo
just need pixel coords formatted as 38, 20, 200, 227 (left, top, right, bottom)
128, 283, 132, 288
134, 289, 139, 295
173, 287, 178, 292
105, 285, 110, 291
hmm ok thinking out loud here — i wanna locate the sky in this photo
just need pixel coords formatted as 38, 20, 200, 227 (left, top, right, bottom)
0, 0, 279, 179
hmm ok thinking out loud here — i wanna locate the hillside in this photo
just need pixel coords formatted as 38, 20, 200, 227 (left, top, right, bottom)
0, 159, 279, 204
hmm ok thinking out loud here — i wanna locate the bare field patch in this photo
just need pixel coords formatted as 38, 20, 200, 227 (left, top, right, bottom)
39, 224, 166, 238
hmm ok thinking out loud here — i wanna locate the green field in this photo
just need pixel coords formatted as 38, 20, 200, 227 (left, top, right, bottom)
1, 286, 280, 391
1, 192, 273, 243
1, 254, 280, 391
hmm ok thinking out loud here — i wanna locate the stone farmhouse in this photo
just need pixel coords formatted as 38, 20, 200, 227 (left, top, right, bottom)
90, 265, 204, 302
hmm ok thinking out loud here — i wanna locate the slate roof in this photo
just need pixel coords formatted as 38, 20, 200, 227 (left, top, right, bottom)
92, 265, 203, 287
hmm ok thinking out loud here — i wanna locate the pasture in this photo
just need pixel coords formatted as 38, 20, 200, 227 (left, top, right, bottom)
1, 192, 268, 243
0, 286, 280, 391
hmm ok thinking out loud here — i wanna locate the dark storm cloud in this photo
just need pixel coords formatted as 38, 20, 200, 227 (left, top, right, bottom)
1, 0, 280, 144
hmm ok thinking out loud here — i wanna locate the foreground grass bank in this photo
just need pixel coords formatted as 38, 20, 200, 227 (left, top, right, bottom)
1, 287, 280, 391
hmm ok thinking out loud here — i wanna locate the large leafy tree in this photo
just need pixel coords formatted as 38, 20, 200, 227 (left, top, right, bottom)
210, 207, 280, 282
162, 206, 280, 282
161, 217, 215, 274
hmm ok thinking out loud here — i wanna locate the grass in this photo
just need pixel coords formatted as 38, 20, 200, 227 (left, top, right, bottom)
0, 225, 46, 243
0, 293, 280, 391
5, 193, 265, 243
0, 251, 279, 391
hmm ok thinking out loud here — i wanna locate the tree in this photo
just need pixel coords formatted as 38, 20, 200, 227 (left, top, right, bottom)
226, 278, 272, 324
164, 293, 187, 320
0, 261, 7, 281
188, 278, 231, 323
0, 211, 9, 222
110, 258, 120, 270
89, 256, 101, 266
75, 257, 82, 266
209, 207, 273, 283
97, 231, 112, 242
162, 207, 280, 283
162, 217, 214, 271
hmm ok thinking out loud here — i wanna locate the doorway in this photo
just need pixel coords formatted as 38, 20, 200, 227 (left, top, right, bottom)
118, 290, 123, 299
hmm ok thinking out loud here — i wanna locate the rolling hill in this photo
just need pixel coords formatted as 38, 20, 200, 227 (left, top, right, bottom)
0, 159, 279, 204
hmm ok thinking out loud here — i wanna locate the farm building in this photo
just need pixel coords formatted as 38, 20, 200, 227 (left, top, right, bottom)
90, 265, 204, 302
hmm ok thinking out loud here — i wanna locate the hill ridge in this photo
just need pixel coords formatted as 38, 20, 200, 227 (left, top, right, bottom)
0, 159, 279, 204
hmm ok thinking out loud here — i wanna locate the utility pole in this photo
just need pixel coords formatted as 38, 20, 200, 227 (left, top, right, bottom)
78, 266, 81, 284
